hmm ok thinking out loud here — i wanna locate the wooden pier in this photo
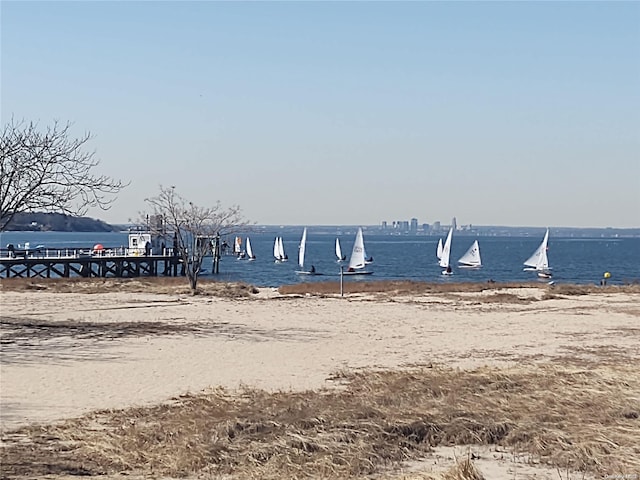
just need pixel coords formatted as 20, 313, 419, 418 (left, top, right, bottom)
0, 248, 183, 279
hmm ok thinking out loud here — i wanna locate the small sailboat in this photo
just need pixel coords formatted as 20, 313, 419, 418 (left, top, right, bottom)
439, 227, 453, 275
296, 228, 319, 275
523, 228, 552, 278
273, 236, 287, 263
234, 236, 246, 259
436, 238, 444, 261
335, 237, 346, 262
458, 239, 481, 268
279, 236, 287, 261
344, 227, 373, 275
246, 237, 256, 261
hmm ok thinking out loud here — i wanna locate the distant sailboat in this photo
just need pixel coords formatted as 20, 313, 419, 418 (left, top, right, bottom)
344, 227, 373, 275
234, 236, 246, 260
273, 236, 287, 263
296, 227, 318, 275
335, 237, 346, 262
439, 227, 453, 275
246, 237, 256, 261
458, 239, 481, 268
436, 238, 444, 261
524, 228, 551, 278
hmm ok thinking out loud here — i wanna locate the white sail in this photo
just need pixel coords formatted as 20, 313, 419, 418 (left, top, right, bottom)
298, 228, 307, 269
436, 238, 444, 260
524, 229, 550, 271
234, 236, 242, 254
335, 237, 344, 261
439, 228, 453, 269
348, 228, 366, 270
273, 237, 281, 261
246, 237, 255, 260
278, 236, 286, 261
458, 239, 481, 267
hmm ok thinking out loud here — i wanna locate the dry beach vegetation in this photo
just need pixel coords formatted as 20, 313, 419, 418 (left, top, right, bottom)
1, 278, 639, 479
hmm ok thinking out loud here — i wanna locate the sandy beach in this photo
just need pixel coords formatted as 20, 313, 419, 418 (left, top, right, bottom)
1, 281, 639, 479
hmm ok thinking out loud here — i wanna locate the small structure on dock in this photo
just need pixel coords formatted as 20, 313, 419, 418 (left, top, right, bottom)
127, 231, 168, 256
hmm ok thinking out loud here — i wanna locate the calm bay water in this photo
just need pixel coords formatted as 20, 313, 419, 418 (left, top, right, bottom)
1, 230, 639, 287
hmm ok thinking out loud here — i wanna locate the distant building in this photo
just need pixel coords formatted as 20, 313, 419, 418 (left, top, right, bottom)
410, 218, 418, 233
451, 217, 457, 230
433, 221, 441, 231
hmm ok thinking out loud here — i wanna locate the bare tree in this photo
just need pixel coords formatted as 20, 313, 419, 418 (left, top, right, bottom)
145, 185, 247, 292
0, 118, 127, 231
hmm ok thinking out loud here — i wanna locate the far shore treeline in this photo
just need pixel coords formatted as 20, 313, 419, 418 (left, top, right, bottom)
3, 212, 640, 238
2, 212, 118, 233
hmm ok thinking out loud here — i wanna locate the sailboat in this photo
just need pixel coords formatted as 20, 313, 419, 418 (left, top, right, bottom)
234, 236, 246, 259
273, 236, 287, 263
458, 239, 481, 268
523, 228, 552, 278
246, 237, 256, 261
296, 228, 319, 275
335, 237, 346, 262
436, 238, 444, 261
344, 227, 373, 275
439, 227, 453, 275
279, 236, 288, 261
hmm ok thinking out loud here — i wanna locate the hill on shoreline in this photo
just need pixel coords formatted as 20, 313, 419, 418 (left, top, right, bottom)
3, 213, 117, 232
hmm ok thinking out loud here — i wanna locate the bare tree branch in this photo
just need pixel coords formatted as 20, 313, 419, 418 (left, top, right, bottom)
0, 118, 128, 230
144, 185, 249, 292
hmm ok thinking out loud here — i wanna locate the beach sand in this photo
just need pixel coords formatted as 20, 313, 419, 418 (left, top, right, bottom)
1, 283, 639, 478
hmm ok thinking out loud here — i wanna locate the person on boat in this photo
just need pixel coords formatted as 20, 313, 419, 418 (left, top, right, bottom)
348, 267, 355, 272
309, 265, 316, 274
446, 265, 452, 274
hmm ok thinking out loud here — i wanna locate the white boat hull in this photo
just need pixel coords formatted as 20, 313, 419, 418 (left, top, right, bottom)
343, 270, 374, 276
296, 270, 323, 276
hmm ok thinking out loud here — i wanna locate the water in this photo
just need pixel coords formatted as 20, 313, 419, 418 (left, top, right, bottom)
1, 230, 639, 287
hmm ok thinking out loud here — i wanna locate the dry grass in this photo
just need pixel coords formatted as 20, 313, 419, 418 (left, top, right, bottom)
3, 277, 640, 299
279, 279, 640, 297
0, 276, 259, 297
440, 458, 486, 480
2, 360, 638, 479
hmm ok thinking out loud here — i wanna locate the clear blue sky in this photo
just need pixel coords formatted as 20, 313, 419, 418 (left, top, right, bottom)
2, 1, 639, 228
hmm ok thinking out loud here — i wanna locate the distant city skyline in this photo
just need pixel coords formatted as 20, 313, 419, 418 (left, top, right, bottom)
2, 1, 639, 228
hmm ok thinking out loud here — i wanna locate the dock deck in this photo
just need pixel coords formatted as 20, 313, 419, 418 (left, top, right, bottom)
0, 247, 182, 278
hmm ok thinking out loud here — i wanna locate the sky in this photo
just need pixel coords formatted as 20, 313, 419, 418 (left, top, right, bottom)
1, 1, 639, 228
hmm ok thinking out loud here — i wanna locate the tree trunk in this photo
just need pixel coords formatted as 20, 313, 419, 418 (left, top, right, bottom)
189, 274, 198, 293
